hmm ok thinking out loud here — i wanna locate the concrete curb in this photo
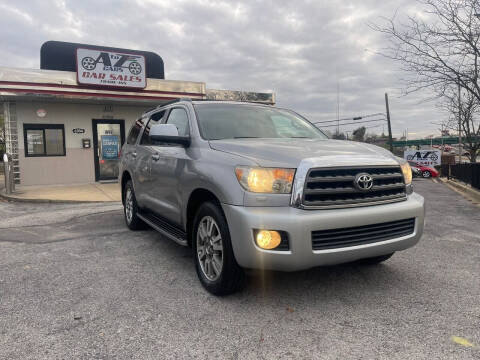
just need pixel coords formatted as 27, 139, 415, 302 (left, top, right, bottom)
0, 190, 120, 204
438, 177, 480, 203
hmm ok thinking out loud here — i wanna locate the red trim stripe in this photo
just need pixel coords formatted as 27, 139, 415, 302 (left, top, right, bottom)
0, 87, 202, 101
0, 80, 205, 97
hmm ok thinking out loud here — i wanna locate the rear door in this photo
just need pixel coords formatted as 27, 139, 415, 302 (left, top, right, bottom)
135, 110, 166, 208
148, 106, 191, 225
123, 116, 146, 203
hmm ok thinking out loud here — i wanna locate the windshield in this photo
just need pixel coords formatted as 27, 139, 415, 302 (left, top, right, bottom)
194, 104, 327, 140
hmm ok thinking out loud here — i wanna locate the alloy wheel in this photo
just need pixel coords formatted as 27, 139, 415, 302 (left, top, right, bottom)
125, 188, 133, 224
196, 216, 224, 281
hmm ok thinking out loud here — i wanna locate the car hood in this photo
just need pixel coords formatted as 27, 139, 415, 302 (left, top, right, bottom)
209, 138, 400, 168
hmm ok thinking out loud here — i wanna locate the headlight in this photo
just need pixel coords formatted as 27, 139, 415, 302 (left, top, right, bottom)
400, 162, 412, 185
235, 166, 295, 193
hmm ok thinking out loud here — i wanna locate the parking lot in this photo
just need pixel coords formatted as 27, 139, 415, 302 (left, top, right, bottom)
0, 179, 479, 359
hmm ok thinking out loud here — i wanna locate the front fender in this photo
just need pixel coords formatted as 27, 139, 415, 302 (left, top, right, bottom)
179, 148, 253, 228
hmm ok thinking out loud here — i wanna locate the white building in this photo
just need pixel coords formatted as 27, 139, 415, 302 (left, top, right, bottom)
1, 42, 274, 186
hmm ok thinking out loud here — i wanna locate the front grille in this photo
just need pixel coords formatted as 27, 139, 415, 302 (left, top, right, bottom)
302, 166, 406, 208
311, 218, 415, 250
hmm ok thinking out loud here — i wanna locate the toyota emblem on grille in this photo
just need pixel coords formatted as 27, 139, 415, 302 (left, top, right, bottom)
354, 173, 373, 191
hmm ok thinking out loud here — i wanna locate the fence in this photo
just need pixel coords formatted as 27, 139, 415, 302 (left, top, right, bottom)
441, 163, 480, 190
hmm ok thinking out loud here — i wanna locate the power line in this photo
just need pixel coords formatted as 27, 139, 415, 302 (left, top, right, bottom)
316, 118, 387, 128
313, 112, 385, 125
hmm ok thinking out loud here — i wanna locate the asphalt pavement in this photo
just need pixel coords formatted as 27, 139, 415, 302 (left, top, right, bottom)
0, 179, 479, 359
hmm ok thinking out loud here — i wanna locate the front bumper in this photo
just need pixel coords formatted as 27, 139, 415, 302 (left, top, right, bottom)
222, 193, 425, 271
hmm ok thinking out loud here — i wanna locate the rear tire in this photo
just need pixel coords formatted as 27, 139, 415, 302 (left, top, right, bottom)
192, 202, 244, 295
123, 180, 146, 230
357, 253, 394, 265
422, 171, 431, 178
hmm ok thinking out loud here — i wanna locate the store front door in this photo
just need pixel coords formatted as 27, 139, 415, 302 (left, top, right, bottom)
92, 119, 125, 181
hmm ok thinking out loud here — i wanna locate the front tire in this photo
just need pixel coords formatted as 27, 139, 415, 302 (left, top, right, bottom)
422, 171, 431, 178
192, 202, 244, 295
123, 180, 146, 230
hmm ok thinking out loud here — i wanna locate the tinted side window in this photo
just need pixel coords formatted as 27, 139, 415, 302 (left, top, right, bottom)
166, 108, 189, 136
126, 118, 145, 145
140, 110, 166, 145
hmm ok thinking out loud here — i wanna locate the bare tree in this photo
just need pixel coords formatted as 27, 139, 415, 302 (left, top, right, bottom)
371, 0, 480, 161
442, 87, 480, 161
331, 130, 346, 140
365, 133, 379, 144
352, 126, 366, 142
371, 0, 480, 98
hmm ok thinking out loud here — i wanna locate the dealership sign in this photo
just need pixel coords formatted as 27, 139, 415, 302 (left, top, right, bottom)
404, 150, 441, 166
76, 48, 146, 89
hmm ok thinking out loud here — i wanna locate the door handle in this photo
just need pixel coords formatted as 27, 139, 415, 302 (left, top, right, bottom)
151, 153, 160, 161
132, 152, 137, 158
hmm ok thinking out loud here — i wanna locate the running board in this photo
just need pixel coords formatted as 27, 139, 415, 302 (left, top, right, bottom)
137, 212, 188, 246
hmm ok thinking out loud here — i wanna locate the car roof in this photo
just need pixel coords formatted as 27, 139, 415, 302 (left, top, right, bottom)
190, 100, 272, 106
142, 99, 275, 116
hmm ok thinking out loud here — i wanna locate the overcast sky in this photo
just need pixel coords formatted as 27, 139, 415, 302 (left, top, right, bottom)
0, 0, 447, 139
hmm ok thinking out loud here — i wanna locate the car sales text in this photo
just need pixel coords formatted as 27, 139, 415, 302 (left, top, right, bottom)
81, 72, 142, 85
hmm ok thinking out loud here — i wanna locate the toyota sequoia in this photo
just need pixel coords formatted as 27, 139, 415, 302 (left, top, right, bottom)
119, 99, 425, 295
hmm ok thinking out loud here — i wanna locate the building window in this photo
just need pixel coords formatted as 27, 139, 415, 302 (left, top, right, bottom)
23, 124, 66, 157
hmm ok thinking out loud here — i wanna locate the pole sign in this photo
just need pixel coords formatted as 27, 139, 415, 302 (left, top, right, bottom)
101, 135, 119, 159
404, 150, 441, 166
76, 48, 146, 89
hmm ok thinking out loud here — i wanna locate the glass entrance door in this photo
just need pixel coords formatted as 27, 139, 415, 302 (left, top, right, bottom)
92, 119, 125, 181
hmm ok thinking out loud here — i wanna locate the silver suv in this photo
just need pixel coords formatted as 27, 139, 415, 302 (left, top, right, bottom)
119, 99, 425, 295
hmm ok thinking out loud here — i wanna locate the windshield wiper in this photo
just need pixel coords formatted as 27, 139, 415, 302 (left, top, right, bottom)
232, 136, 260, 139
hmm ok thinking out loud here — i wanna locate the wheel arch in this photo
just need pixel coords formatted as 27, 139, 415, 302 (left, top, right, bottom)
185, 188, 221, 247
120, 170, 133, 205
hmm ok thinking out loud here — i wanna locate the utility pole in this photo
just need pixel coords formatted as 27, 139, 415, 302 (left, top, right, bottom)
458, 83, 462, 164
385, 93, 394, 152
440, 123, 443, 154
336, 82, 340, 135
430, 121, 445, 156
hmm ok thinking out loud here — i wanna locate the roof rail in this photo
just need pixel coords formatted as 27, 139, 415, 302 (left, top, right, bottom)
143, 98, 192, 115
145, 98, 273, 115
156, 98, 192, 108
188, 99, 273, 105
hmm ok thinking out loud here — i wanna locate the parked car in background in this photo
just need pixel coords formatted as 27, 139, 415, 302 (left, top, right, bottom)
408, 161, 439, 178
411, 166, 422, 178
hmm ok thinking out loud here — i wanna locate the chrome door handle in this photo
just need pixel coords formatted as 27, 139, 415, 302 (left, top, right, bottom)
151, 153, 160, 161
132, 152, 137, 158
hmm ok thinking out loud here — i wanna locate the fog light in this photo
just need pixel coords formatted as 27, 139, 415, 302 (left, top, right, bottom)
256, 230, 282, 250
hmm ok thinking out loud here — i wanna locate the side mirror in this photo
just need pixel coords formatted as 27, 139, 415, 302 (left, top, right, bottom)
149, 124, 190, 146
